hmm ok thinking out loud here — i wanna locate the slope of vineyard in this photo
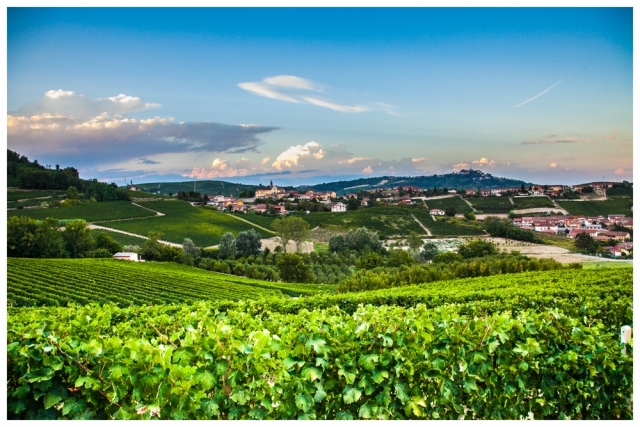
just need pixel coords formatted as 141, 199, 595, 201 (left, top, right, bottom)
7, 258, 330, 307
8, 267, 633, 420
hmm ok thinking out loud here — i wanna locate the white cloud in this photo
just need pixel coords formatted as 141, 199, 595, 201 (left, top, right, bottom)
362, 166, 373, 174
188, 158, 256, 179
472, 158, 496, 167
45, 89, 75, 99
522, 134, 585, 145
7, 90, 279, 171
614, 168, 627, 175
239, 75, 373, 114
272, 141, 326, 170
261, 157, 270, 164
550, 162, 558, 168
452, 162, 470, 172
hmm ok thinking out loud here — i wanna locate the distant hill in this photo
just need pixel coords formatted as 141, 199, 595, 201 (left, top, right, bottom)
298, 170, 533, 195
134, 180, 267, 197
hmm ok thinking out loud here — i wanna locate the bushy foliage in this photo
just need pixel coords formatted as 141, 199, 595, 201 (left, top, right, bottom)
420, 241, 439, 262
7, 216, 67, 258
457, 240, 498, 259
277, 253, 315, 283
432, 251, 464, 264
483, 216, 541, 243
235, 229, 262, 258
218, 232, 237, 260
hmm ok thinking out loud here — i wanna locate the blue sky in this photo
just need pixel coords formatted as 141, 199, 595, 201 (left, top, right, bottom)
7, 7, 633, 185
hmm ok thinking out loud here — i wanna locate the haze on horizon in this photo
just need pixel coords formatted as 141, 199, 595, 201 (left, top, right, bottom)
7, 7, 633, 187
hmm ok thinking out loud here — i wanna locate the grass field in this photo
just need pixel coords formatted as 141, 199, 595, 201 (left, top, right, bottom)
412, 210, 486, 236
233, 213, 278, 231
534, 231, 576, 251
512, 196, 555, 209
556, 199, 633, 217
7, 200, 157, 222
300, 206, 425, 236
422, 196, 472, 213
582, 261, 633, 269
7, 258, 330, 307
467, 196, 514, 213
606, 187, 633, 198
94, 200, 272, 246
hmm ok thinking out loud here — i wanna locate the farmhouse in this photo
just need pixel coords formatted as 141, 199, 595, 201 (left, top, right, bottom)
113, 252, 144, 262
430, 208, 445, 216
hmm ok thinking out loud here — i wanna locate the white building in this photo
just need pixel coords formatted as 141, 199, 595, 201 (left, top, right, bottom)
113, 252, 144, 262
331, 202, 347, 212
430, 209, 445, 216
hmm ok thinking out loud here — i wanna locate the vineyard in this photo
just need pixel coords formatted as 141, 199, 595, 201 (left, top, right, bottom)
422, 196, 472, 213
467, 197, 514, 213
9, 200, 157, 222
511, 196, 555, 209
93, 200, 273, 246
7, 268, 633, 420
7, 258, 330, 307
412, 210, 485, 236
556, 199, 633, 218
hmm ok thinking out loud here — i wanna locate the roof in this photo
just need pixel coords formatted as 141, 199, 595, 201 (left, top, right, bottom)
114, 252, 138, 257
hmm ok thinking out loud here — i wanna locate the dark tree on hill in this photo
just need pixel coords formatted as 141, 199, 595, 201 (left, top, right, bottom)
457, 240, 498, 259
94, 232, 123, 254
218, 232, 237, 260
277, 253, 314, 283
574, 232, 600, 254
420, 241, 440, 262
62, 220, 94, 258
235, 229, 262, 258
445, 206, 457, 217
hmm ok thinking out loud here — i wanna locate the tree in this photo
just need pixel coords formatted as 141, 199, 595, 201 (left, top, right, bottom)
464, 212, 476, 221
62, 220, 94, 258
574, 232, 599, 254
520, 183, 526, 193
235, 229, 262, 258
271, 216, 310, 253
218, 232, 236, 260
94, 232, 123, 254
7, 216, 66, 258
386, 249, 415, 267
445, 205, 457, 217
141, 232, 164, 261
420, 241, 439, 262
406, 231, 424, 252
277, 253, 314, 283
432, 251, 464, 264
355, 252, 384, 269
457, 240, 498, 259
328, 234, 346, 252
182, 238, 200, 258
67, 185, 79, 200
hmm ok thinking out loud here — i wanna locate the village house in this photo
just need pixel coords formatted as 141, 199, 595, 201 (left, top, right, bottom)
465, 188, 477, 196
331, 202, 347, 212
430, 208, 445, 216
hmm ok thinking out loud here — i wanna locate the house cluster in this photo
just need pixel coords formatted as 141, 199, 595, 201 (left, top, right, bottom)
513, 214, 633, 254
462, 181, 619, 198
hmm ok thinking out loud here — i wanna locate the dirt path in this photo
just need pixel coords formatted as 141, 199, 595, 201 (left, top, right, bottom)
224, 213, 276, 234
131, 202, 165, 216
87, 224, 183, 248
508, 197, 515, 206
411, 214, 433, 236
462, 197, 478, 212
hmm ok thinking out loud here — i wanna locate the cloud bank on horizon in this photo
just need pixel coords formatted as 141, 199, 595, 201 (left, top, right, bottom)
7, 90, 279, 169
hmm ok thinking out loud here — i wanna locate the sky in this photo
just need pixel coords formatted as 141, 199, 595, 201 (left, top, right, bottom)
6, 6, 634, 186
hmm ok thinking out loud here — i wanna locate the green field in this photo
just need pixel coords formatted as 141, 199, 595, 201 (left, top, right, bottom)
7, 258, 329, 307
300, 207, 425, 236
413, 210, 486, 236
582, 261, 633, 269
94, 200, 272, 246
512, 196, 555, 209
556, 199, 633, 217
422, 196, 472, 213
233, 213, 278, 231
7, 200, 157, 222
467, 196, 513, 213
606, 187, 633, 198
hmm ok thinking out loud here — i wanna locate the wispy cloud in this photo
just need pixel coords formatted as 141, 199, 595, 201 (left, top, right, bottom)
521, 134, 585, 145
139, 158, 161, 165
238, 75, 372, 114
514, 80, 562, 108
